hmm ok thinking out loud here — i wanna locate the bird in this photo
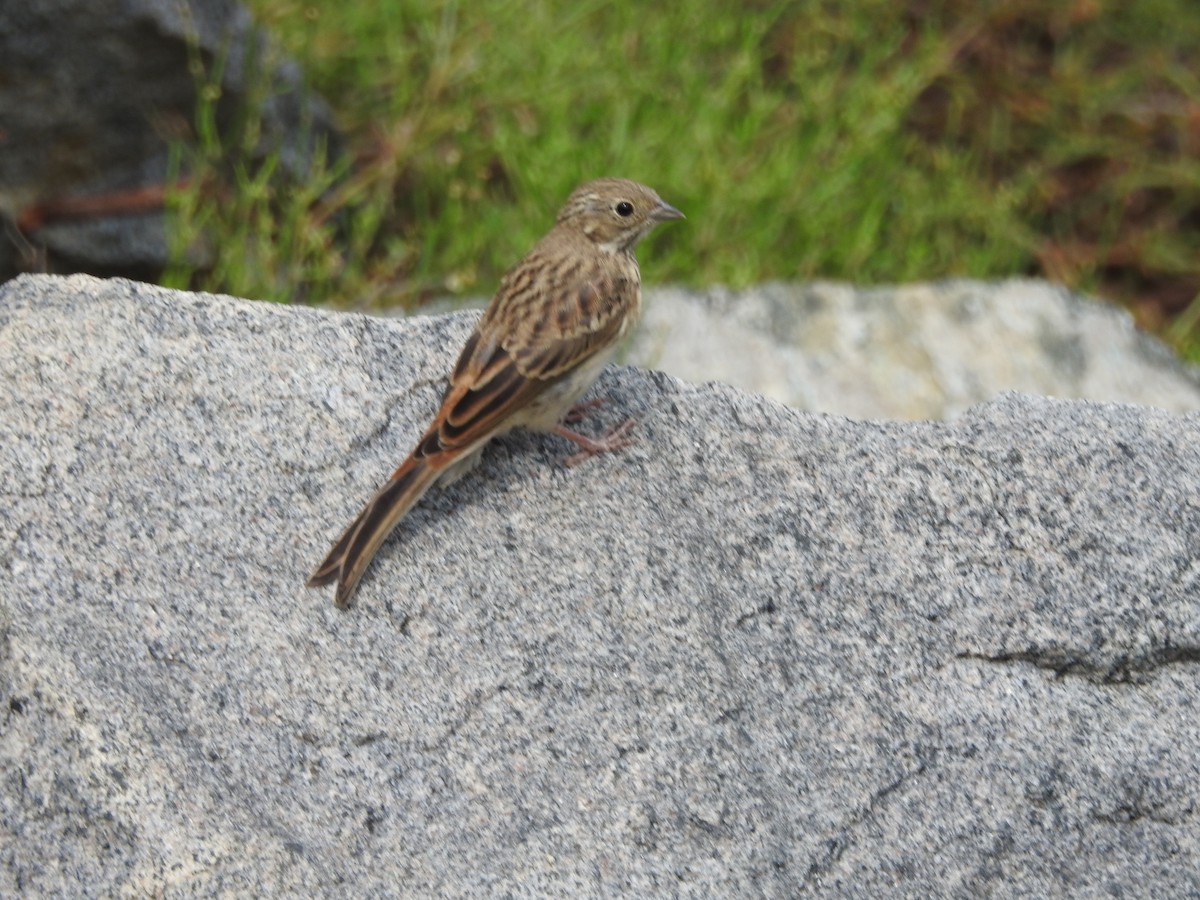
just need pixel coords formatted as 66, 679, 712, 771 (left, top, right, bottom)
308, 177, 684, 608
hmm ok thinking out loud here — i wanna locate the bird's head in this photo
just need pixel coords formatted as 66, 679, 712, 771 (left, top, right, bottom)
556, 178, 684, 253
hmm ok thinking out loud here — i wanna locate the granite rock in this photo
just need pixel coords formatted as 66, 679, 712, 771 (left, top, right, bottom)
625, 279, 1200, 419
2, 274, 1198, 895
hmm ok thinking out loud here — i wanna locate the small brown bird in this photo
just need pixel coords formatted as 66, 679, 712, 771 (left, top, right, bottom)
308, 178, 684, 607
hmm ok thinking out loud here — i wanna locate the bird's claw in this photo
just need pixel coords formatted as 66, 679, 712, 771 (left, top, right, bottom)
555, 417, 637, 466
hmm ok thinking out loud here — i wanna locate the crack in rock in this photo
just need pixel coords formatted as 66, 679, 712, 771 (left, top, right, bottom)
956, 644, 1200, 683
802, 758, 933, 886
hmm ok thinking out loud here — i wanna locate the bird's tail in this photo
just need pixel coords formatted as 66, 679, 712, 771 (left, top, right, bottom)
307, 456, 442, 608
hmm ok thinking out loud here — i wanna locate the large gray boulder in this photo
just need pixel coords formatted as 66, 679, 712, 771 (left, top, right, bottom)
625, 279, 1200, 419
2, 274, 1198, 895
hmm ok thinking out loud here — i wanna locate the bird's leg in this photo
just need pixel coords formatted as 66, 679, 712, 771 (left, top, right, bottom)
554, 418, 636, 467
563, 397, 607, 424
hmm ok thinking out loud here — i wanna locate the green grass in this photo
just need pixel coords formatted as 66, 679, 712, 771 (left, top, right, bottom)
164, 0, 1200, 361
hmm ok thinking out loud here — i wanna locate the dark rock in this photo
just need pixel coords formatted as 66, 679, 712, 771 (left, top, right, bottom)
0, 0, 339, 283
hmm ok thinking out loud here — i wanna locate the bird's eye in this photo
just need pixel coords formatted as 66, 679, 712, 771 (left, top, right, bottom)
615, 201, 634, 217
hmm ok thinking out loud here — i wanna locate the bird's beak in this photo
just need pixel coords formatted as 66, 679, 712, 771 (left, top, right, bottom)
652, 200, 685, 222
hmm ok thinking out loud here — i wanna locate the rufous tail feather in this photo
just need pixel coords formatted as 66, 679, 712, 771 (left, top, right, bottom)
307, 457, 441, 608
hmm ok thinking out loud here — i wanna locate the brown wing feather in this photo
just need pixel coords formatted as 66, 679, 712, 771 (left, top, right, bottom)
496, 248, 637, 337
410, 335, 549, 461
413, 246, 639, 460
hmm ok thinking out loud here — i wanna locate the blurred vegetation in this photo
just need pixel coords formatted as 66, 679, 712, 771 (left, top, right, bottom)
164, 0, 1200, 361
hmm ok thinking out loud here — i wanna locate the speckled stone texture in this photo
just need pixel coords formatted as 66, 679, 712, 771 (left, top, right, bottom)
2, 274, 1198, 895
626, 279, 1200, 419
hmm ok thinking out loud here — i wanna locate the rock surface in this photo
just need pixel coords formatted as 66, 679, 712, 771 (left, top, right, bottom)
2, 274, 1198, 895
0, 0, 338, 282
625, 279, 1200, 419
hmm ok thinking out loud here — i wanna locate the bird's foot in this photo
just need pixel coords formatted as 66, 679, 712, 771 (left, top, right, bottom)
554, 417, 636, 467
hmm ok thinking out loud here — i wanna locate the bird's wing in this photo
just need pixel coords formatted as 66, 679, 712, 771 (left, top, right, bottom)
413, 253, 638, 460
